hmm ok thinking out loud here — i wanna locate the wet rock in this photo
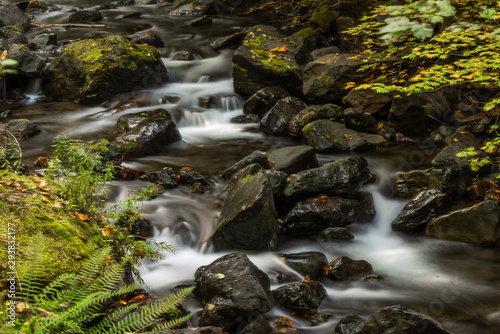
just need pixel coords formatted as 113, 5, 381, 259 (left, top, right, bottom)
117, 213, 153, 239
172, 50, 195, 61
283, 196, 360, 236
93, 92, 155, 119
212, 164, 278, 251
230, 114, 259, 124
132, 32, 165, 48
262, 169, 287, 196
220, 150, 269, 180
273, 281, 327, 316
29, 33, 57, 50
239, 313, 273, 334
25, 0, 49, 13
392, 189, 452, 234
303, 54, 391, 104
361, 304, 453, 334
303, 120, 386, 152
311, 46, 341, 60
320, 227, 354, 241
243, 86, 290, 119
344, 107, 378, 134
260, 97, 306, 136
170, 0, 239, 16
426, 200, 500, 245
0, 26, 28, 46
68, 10, 103, 22
193, 253, 274, 331
431, 142, 480, 166
42, 35, 168, 105
140, 167, 178, 188
394, 165, 472, 199
233, 25, 310, 97
267, 145, 318, 174
112, 108, 182, 158
5, 119, 41, 139
357, 191, 376, 222
179, 167, 214, 193
186, 15, 212, 26
114, 165, 144, 180
7, 44, 45, 78
210, 32, 245, 50
326, 256, 373, 281
289, 104, 343, 135
345, 88, 392, 116
280, 251, 328, 280
334, 314, 365, 334
0, 0, 30, 33
389, 87, 458, 135
283, 156, 371, 200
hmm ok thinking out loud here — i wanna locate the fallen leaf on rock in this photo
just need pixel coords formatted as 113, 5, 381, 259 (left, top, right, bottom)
53, 202, 62, 209
72, 253, 82, 260
100, 226, 114, 236
207, 303, 215, 311
272, 45, 288, 53
73, 211, 90, 221
41, 196, 50, 203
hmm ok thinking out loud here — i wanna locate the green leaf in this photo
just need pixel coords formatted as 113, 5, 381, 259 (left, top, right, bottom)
411, 22, 434, 40
0, 59, 17, 66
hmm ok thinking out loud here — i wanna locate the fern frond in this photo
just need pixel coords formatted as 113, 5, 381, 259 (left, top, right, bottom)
150, 313, 193, 332
18, 233, 50, 304
104, 287, 195, 334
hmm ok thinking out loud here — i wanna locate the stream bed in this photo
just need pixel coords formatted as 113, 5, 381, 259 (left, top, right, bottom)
7, 1, 500, 333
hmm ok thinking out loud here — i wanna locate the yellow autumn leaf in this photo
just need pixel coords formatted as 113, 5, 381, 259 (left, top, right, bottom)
0, 50, 7, 60
272, 46, 288, 53
100, 226, 115, 236
216, 273, 225, 279
53, 202, 62, 209
41, 196, 50, 203
345, 82, 356, 89
73, 211, 90, 221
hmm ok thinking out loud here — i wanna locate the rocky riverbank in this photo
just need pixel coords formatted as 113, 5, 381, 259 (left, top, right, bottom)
1, 0, 500, 333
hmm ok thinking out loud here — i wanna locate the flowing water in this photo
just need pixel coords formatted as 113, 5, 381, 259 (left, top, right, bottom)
9, 1, 500, 332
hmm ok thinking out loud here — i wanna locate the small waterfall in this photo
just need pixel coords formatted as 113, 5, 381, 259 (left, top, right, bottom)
197, 75, 210, 83
221, 95, 243, 111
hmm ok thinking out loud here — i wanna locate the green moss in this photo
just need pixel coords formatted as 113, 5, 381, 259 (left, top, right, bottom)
300, 111, 319, 128
303, 123, 314, 138
311, 8, 338, 26
244, 35, 296, 76
243, 174, 255, 183
297, 28, 315, 38
63, 35, 160, 93
318, 74, 330, 87
232, 62, 248, 80
114, 141, 138, 154
0, 171, 99, 281
0, 26, 23, 38
175, 0, 199, 8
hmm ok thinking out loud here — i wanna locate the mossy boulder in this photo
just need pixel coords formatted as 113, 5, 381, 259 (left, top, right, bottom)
289, 104, 343, 135
42, 35, 169, 105
233, 25, 311, 97
0, 171, 99, 282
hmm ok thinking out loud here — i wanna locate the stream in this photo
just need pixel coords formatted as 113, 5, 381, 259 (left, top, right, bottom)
8, 0, 500, 333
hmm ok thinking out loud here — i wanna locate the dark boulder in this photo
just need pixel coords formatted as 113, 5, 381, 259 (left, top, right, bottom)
233, 25, 310, 97
238, 314, 273, 334
170, 0, 240, 16
114, 165, 144, 180
112, 108, 181, 158
243, 86, 290, 119
230, 114, 259, 124
303, 120, 386, 152
358, 191, 376, 223
360, 304, 453, 334
260, 96, 306, 136
273, 281, 327, 316
132, 32, 165, 48
320, 227, 355, 241
179, 167, 214, 193
289, 104, 343, 135
326, 256, 373, 281
283, 156, 371, 200
334, 314, 365, 334
283, 196, 360, 236
42, 35, 168, 105
303, 54, 390, 104
185, 16, 212, 26
389, 87, 458, 136
394, 165, 472, 199
174, 327, 223, 334
0, 0, 30, 33
426, 200, 500, 245
29, 33, 57, 51
345, 88, 392, 116
220, 150, 269, 180
431, 142, 480, 166
68, 10, 103, 23
139, 167, 179, 188
0, 26, 28, 46
267, 145, 318, 174
280, 251, 328, 280
7, 44, 45, 78
212, 164, 278, 251
344, 107, 378, 134
4, 119, 41, 139
193, 253, 274, 331
210, 32, 245, 50
392, 189, 452, 234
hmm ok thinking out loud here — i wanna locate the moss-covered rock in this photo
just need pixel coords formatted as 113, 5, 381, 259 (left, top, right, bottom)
42, 35, 168, 105
0, 171, 99, 281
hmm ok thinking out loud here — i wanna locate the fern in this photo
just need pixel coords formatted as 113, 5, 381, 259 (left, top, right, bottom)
10, 234, 193, 334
